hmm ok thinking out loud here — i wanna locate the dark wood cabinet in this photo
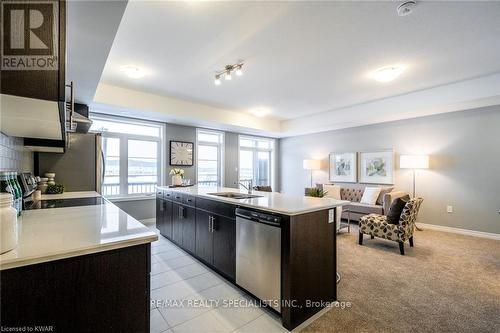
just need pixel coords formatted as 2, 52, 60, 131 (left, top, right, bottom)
195, 209, 236, 280
181, 205, 196, 253
195, 210, 213, 264
0, 244, 151, 332
172, 203, 183, 246
164, 199, 173, 239
157, 194, 237, 279
212, 215, 236, 279
156, 198, 165, 234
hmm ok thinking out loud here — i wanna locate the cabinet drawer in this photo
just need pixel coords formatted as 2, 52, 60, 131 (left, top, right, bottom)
182, 194, 196, 207
163, 190, 173, 200
156, 189, 164, 199
172, 192, 183, 202
195, 197, 236, 219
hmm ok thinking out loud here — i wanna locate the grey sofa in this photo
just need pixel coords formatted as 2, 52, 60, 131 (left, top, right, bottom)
317, 183, 408, 222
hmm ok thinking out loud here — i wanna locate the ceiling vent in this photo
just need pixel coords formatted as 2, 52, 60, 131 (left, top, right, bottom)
397, 1, 417, 16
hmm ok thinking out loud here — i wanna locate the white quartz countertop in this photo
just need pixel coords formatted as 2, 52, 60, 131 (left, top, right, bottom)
0, 192, 158, 270
157, 185, 349, 216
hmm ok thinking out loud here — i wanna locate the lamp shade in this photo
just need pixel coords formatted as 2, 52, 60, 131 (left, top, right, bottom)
303, 159, 321, 170
400, 155, 429, 169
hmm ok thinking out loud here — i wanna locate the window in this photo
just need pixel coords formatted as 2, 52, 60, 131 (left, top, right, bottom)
90, 114, 164, 198
238, 136, 275, 189
197, 129, 224, 186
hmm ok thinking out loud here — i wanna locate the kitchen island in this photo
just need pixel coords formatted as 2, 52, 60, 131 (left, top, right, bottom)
0, 191, 157, 332
155, 185, 349, 330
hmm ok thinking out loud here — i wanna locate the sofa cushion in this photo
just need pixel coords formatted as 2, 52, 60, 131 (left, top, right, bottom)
340, 187, 364, 202
376, 186, 394, 205
323, 184, 341, 199
360, 187, 382, 205
345, 202, 383, 215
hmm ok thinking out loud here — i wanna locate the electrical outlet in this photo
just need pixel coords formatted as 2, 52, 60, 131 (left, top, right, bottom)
447, 205, 453, 213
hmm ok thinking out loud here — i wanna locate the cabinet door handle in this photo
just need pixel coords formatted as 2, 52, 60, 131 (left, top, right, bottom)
179, 206, 185, 219
208, 216, 212, 232
211, 216, 216, 232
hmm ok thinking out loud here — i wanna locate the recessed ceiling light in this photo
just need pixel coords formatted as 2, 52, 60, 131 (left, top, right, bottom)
249, 107, 271, 117
372, 66, 405, 83
121, 65, 146, 79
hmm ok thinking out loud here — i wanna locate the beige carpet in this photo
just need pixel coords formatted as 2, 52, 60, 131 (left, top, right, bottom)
302, 225, 500, 333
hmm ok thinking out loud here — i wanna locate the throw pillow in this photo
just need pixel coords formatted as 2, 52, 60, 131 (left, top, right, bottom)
323, 184, 341, 200
360, 187, 382, 205
386, 195, 411, 225
376, 186, 394, 205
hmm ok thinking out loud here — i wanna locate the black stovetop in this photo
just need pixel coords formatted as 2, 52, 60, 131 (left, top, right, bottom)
25, 197, 107, 210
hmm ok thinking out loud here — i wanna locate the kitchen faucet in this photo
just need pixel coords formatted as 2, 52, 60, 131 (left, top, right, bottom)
235, 180, 253, 194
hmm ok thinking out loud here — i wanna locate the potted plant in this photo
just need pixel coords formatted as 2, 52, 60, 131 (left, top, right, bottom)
307, 188, 327, 198
169, 168, 185, 186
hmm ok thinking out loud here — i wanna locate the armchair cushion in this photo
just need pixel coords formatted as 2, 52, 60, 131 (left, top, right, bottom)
383, 191, 410, 215
386, 195, 410, 224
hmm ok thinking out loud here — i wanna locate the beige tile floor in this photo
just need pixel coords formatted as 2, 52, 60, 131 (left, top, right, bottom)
149, 230, 288, 333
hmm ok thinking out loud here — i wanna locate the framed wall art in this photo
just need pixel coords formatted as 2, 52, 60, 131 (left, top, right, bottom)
329, 152, 357, 183
359, 150, 394, 184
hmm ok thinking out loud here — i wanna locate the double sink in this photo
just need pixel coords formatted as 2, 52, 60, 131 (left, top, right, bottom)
207, 192, 263, 200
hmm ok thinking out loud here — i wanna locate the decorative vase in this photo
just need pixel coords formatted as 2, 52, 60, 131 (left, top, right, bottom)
172, 175, 183, 186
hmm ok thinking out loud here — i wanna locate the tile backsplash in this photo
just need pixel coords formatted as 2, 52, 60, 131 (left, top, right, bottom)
0, 132, 33, 172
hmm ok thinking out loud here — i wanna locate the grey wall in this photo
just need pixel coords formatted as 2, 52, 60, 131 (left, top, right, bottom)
279, 106, 500, 234
0, 132, 33, 172
166, 124, 196, 182
38, 133, 96, 191
224, 132, 239, 188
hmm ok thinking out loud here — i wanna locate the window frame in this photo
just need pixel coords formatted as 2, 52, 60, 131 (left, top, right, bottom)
196, 128, 225, 186
90, 113, 165, 199
238, 135, 275, 189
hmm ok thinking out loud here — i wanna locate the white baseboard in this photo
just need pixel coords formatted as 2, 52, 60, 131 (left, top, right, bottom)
140, 218, 156, 225
417, 223, 500, 240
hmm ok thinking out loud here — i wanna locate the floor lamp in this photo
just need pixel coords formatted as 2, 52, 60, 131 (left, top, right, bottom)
303, 159, 321, 188
400, 155, 429, 230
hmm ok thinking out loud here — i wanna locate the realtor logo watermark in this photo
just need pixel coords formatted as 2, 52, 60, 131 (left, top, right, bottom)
1, 0, 58, 70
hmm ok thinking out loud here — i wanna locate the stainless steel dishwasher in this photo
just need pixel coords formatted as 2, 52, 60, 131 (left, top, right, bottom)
235, 208, 281, 313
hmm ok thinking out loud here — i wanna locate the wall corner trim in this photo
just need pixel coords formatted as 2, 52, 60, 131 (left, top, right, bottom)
417, 223, 500, 240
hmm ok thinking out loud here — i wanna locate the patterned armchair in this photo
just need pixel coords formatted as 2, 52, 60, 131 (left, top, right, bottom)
358, 198, 423, 255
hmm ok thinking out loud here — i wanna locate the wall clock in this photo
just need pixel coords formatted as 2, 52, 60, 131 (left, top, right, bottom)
170, 141, 194, 166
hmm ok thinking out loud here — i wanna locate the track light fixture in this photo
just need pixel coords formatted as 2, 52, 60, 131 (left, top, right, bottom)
214, 61, 244, 85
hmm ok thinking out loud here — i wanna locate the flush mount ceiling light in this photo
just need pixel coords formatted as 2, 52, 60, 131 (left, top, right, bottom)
121, 65, 146, 79
249, 107, 271, 117
214, 61, 244, 85
372, 65, 405, 83
397, 1, 417, 16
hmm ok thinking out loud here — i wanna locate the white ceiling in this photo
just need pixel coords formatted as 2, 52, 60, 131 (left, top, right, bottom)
95, 0, 500, 136
67, 0, 127, 104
